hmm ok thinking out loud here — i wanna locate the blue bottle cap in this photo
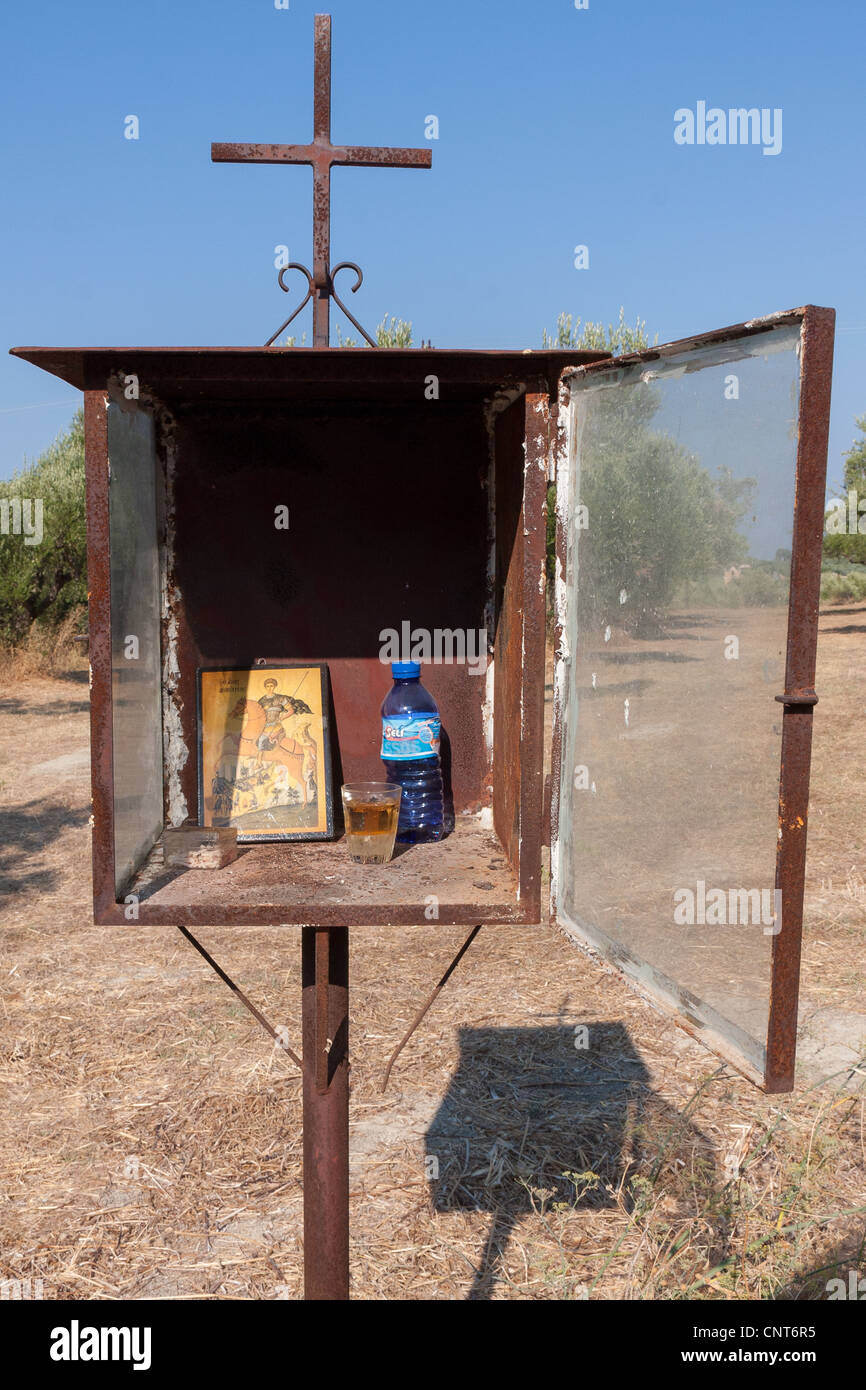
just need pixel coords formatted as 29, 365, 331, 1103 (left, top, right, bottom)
391, 660, 421, 679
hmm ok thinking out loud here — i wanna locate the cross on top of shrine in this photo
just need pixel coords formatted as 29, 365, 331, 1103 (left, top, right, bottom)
211, 13, 432, 347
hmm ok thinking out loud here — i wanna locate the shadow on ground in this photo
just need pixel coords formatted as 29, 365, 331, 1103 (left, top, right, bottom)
426, 1022, 724, 1300
0, 799, 91, 905
49, 669, 90, 686
0, 696, 89, 717
774, 1240, 866, 1301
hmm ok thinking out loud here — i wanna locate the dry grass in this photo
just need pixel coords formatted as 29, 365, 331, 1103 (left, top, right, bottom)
800, 601, 866, 1019
0, 608, 88, 684
0, 606, 863, 1300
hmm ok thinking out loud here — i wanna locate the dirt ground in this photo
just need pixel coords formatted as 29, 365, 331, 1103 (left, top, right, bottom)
0, 606, 864, 1300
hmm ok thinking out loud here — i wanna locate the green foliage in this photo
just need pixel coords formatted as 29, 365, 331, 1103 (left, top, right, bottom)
0, 410, 87, 646
677, 566, 789, 609
578, 385, 756, 631
821, 555, 866, 575
823, 415, 866, 564
542, 306, 657, 353
545, 481, 558, 593
544, 311, 764, 628
375, 315, 413, 348
545, 309, 658, 597
845, 414, 866, 494
820, 569, 866, 603
280, 315, 415, 348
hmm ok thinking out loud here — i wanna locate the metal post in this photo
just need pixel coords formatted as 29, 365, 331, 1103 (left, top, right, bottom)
312, 13, 332, 348
302, 925, 349, 1299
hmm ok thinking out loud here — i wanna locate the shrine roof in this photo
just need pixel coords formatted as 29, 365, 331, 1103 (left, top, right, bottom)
9, 346, 610, 404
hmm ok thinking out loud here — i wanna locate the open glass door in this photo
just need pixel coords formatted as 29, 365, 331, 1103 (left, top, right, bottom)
107, 401, 164, 897
551, 306, 835, 1091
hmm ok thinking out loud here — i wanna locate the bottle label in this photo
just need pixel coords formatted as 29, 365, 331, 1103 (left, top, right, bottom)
381, 716, 440, 760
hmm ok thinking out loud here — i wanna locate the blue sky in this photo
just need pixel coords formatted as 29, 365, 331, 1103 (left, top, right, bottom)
1, 0, 863, 490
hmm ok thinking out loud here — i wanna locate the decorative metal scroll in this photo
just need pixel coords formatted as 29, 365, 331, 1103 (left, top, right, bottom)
264, 261, 376, 348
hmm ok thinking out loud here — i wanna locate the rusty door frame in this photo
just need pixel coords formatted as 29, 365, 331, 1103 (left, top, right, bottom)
83, 389, 118, 921
765, 305, 835, 1090
547, 305, 835, 1092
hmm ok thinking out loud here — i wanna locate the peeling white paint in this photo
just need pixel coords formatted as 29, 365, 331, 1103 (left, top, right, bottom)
744, 308, 801, 330
549, 382, 572, 920
482, 655, 495, 759
640, 365, 674, 383
162, 606, 188, 827
157, 412, 189, 827
554, 555, 569, 662
481, 384, 525, 781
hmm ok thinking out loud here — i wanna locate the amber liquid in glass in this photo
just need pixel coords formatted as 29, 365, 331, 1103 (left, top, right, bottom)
344, 800, 400, 864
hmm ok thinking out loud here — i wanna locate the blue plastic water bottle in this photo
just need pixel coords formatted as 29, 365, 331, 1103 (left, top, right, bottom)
381, 661, 445, 843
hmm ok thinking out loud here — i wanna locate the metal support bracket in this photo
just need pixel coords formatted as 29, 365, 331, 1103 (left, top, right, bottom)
381, 925, 484, 1093
775, 688, 819, 707
176, 925, 304, 1073
265, 260, 376, 348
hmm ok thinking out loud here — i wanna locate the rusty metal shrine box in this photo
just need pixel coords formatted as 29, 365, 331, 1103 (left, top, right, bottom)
13, 305, 835, 1091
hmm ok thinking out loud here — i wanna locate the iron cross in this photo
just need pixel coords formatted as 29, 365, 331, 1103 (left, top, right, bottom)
212, 13, 432, 347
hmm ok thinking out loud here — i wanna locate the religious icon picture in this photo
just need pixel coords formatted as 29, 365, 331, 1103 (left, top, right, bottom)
197, 664, 334, 842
